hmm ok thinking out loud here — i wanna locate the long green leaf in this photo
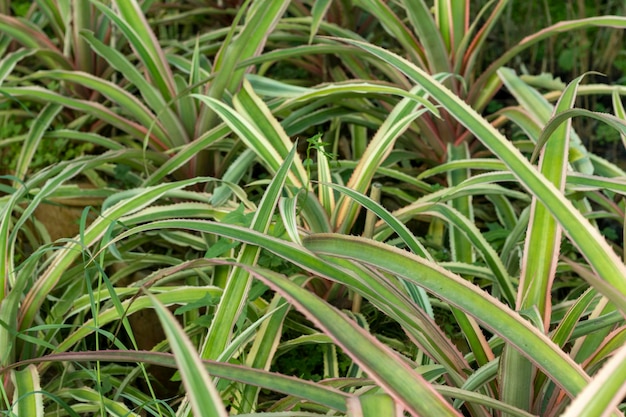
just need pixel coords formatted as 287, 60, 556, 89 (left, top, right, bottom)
612, 91, 626, 151
106, 220, 471, 385
309, 0, 332, 44
303, 234, 591, 397
347, 393, 399, 417
52, 286, 223, 356
4, 349, 351, 412
201, 0, 290, 132
199, 145, 297, 360
560, 343, 626, 417
80, 30, 188, 147
26, 70, 172, 145
64, 387, 138, 417
336, 83, 431, 231
472, 16, 626, 106
19, 177, 214, 330
339, 38, 626, 312
520, 73, 584, 325
0, 14, 68, 69
355, 0, 425, 67
503, 72, 587, 415
234, 79, 309, 187
320, 182, 432, 259
0, 48, 35, 84
498, 67, 593, 174
534, 108, 626, 164
435, 0, 469, 53
13, 103, 62, 184
446, 142, 493, 370
10, 365, 43, 417
147, 293, 227, 417
106, 0, 177, 102
400, 0, 450, 73
240, 266, 461, 416
238, 279, 301, 413
0, 86, 160, 146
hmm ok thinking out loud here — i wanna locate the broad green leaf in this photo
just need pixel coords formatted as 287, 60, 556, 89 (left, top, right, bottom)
347, 393, 399, 417
11, 364, 43, 417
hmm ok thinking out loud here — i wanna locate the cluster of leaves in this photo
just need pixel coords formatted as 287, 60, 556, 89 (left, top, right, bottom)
1, 1, 626, 416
